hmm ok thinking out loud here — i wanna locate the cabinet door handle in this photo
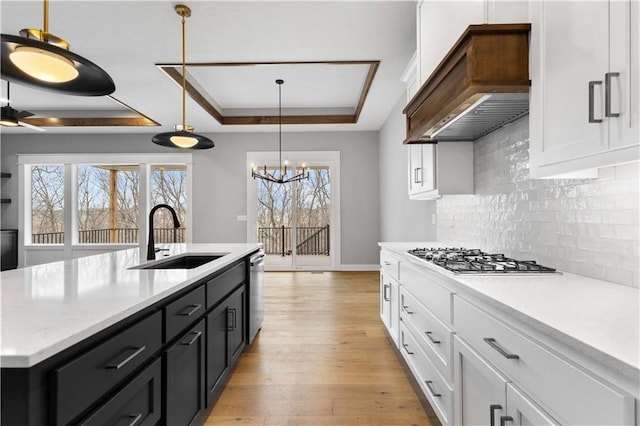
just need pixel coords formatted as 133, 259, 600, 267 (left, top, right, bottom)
402, 343, 414, 355
414, 167, 422, 184
483, 338, 519, 359
605, 72, 621, 118
425, 380, 442, 397
402, 304, 413, 314
588, 80, 603, 123
179, 303, 202, 317
500, 415, 514, 426
228, 308, 237, 330
105, 346, 146, 370
490, 404, 502, 426
425, 331, 441, 344
383, 284, 391, 301
180, 330, 202, 346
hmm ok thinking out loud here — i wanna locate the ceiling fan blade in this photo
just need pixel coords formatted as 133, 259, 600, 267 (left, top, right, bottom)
16, 110, 34, 119
18, 121, 46, 132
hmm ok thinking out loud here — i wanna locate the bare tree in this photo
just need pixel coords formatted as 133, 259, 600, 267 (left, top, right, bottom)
31, 165, 64, 235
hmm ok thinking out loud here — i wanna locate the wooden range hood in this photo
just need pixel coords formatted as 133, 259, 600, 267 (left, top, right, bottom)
404, 23, 531, 144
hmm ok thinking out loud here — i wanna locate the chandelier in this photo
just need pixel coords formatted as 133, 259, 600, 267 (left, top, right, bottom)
251, 79, 309, 184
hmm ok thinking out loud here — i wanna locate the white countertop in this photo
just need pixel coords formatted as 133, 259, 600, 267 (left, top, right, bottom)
0, 243, 260, 368
379, 242, 640, 378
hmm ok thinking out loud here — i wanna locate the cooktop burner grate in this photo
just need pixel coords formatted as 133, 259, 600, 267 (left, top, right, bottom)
407, 247, 557, 274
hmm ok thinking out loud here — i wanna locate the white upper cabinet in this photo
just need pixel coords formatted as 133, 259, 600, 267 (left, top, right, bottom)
529, 0, 640, 178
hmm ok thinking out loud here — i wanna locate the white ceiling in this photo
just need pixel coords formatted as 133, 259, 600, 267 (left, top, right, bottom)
0, 0, 416, 135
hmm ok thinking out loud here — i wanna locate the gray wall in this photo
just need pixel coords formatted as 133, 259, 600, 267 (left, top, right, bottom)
437, 117, 640, 288
378, 94, 436, 242
0, 130, 380, 266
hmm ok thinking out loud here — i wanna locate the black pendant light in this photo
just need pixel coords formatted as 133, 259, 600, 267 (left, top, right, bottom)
251, 79, 309, 184
152, 4, 213, 150
0, 0, 115, 96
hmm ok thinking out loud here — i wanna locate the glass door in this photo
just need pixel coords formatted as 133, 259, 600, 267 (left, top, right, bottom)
248, 151, 338, 271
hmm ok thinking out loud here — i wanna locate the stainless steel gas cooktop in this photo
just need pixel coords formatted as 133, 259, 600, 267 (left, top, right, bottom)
407, 247, 558, 275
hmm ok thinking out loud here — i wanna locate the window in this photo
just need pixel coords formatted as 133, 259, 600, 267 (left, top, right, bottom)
19, 154, 192, 255
31, 165, 64, 244
151, 165, 187, 243
77, 165, 140, 244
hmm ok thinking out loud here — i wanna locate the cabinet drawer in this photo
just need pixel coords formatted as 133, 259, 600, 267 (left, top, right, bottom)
400, 323, 454, 425
79, 358, 161, 426
207, 263, 245, 309
53, 311, 162, 425
400, 287, 454, 383
165, 285, 206, 342
380, 251, 400, 280
400, 262, 453, 325
454, 296, 634, 425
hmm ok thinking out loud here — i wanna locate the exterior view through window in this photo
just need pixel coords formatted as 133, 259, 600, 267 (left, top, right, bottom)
257, 166, 330, 267
77, 165, 140, 244
29, 163, 187, 245
31, 165, 64, 244
151, 165, 187, 243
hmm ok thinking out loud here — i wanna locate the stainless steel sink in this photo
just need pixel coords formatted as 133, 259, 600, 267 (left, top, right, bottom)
133, 254, 226, 270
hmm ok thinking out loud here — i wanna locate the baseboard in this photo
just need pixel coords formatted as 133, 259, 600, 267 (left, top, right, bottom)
335, 264, 379, 271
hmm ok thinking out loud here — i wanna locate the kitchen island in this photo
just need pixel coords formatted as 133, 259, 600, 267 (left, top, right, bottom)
1, 243, 261, 425
379, 242, 639, 426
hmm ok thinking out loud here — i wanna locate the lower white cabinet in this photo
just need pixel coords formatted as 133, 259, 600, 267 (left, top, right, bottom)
380, 271, 399, 347
454, 336, 558, 426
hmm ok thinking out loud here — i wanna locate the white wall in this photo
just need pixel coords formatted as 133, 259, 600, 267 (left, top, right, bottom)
0, 130, 380, 266
437, 117, 640, 288
378, 94, 436, 242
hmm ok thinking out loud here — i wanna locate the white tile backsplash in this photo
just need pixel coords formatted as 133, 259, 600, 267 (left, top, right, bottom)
437, 117, 640, 288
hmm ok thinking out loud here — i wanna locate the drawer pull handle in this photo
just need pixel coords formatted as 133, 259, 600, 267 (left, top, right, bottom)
490, 404, 502, 426
500, 415, 514, 426
402, 305, 414, 314
425, 331, 441, 344
127, 414, 143, 426
105, 346, 146, 370
605, 72, 620, 118
588, 80, 603, 123
402, 343, 414, 355
425, 380, 441, 397
383, 284, 391, 301
483, 338, 519, 360
180, 303, 202, 316
181, 330, 202, 346
384, 261, 392, 266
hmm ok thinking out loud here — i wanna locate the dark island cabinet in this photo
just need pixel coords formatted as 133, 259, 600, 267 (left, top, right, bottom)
205, 284, 246, 406
1, 256, 253, 426
165, 319, 206, 426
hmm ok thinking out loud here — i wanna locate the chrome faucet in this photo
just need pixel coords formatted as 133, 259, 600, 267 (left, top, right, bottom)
147, 204, 181, 260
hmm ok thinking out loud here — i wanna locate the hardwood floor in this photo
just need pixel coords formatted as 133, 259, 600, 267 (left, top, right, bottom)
204, 271, 437, 426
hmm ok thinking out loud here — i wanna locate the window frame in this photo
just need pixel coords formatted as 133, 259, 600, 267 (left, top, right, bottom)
17, 153, 193, 265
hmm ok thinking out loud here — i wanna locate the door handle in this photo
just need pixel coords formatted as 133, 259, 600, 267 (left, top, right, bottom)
500, 415, 514, 426
425, 380, 442, 397
605, 72, 620, 118
589, 80, 603, 123
383, 284, 390, 301
490, 404, 502, 426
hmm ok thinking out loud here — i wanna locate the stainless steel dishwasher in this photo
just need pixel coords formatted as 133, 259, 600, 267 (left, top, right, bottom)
249, 250, 265, 343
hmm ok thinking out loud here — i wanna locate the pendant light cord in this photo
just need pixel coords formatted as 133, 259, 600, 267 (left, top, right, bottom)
279, 82, 282, 175
181, 13, 187, 130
